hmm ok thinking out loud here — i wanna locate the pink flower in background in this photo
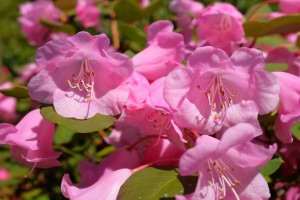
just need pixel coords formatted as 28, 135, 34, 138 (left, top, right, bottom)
18, 0, 62, 46
28, 32, 133, 119
139, 0, 150, 8
170, 0, 204, 16
0, 82, 18, 123
279, 0, 300, 14
0, 109, 61, 168
61, 148, 140, 200
0, 167, 10, 181
170, 0, 204, 43
132, 20, 185, 82
274, 72, 300, 143
164, 47, 279, 134
76, 0, 100, 30
177, 123, 276, 200
195, 2, 244, 48
266, 47, 300, 76
19, 63, 41, 83
285, 185, 300, 200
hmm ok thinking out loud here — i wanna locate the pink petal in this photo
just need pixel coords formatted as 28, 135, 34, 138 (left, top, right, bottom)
187, 46, 232, 72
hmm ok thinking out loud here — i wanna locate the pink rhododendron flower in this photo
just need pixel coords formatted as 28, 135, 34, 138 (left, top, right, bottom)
177, 123, 276, 200
0, 82, 18, 122
76, 0, 100, 30
132, 20, 185, 82
125, 71, 150, 110
164, 47, 280, 134
279, 0, 300, 14
195, 2, 244, 48
142, 138, 183, 166
273, 72, 300, 143
0, 167, 10, 181
124, 77, 186, 149
18, 0, 62, 46
28, 31, 133, 119
0, 109, 61, 168
61, 148, 140, 200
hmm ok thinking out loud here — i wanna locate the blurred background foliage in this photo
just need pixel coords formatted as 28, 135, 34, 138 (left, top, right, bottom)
0, 0, 286, 199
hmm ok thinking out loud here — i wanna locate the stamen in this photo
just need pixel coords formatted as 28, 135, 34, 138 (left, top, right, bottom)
206, 159, 241, 200
66, 58, 95, 102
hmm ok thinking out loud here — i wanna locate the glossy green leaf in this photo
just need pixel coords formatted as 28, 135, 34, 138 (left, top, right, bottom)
113, 0, 144, 22
0, 85, 29, 99
54, 126, 75, 145
40, 105, 116, 133
292, 122, 300, 141
118, 167, 197, 200
244, 14, 300, 38
40, 19, 76, 34
259, 158, 282, 177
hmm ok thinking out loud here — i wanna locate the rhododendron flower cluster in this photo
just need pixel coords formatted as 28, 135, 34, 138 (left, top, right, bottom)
1, 0, 300, 199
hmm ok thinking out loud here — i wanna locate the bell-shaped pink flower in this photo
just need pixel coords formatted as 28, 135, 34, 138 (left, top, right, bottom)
274, 72, 300, 143
61, 148, 140, 200
124, 77, 186, 149
0, 82, 18, 123
132, 20, 185, 82
18, 0, 62, 46
164, 47, 280, 134
279, 0, 300, 14
0, 109, 61, 168
28, 31, 133, 119
76, 0, 100, 30
195, 2, 244, 48
177, 123, 276, 200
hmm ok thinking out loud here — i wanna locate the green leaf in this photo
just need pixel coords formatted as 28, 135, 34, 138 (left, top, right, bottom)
40, 105, 116, 133
54, 125, 75, 145
265, 63, 288, 72
119, 22, 147, 50
53, 0, 77, 12
96, 146, 116, 158
244, 14, 300, 38
256, 35, 290, 47
0, 85, 29, 99
113, 0, 144, 22
292, 122, 300, 141
245, 3, 272, 19
143, 0, 164, 15
40, 19, 76, 34
259, 158, 282, 177
118, 167, 197, 200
